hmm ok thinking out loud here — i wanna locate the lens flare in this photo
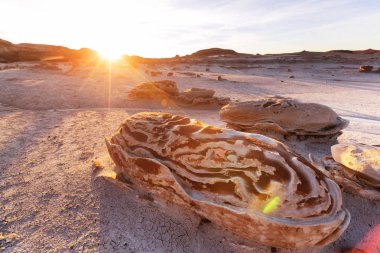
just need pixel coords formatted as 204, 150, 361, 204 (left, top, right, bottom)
262, 196, 280, 215
97, 48, 123, 61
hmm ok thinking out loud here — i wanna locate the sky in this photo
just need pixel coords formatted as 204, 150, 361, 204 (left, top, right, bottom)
0, 0, 379, 58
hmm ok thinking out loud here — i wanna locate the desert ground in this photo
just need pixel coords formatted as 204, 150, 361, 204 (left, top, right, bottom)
1, 52, 380, 252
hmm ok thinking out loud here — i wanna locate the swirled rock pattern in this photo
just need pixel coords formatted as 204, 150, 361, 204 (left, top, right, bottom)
220, 97, 348, 141
106, 112, 350, 249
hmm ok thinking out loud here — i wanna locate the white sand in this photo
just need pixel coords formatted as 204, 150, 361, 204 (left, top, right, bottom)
0, 56, 379, 252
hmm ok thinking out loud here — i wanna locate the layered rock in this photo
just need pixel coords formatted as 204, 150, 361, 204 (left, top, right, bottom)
106, 112, 350, 249
323, 143, 380, 202
128, 80, 179, 101
128, 81, 229, 109
173, 88, 229, 108
220, 97, 348, 141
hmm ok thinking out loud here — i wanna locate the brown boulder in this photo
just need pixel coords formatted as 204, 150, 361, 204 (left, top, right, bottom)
180, 88, 215, 99
220, 97, 348, 140
359, 65, 373, 73
128, 80, 179, 100
153, 80, 179, 96
174, 88, 229, 108
323, 143, 380, 202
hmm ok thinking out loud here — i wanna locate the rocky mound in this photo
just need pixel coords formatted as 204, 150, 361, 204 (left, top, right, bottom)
128, 81, 230, 109
220, 97, 348, 141
323, 143, 380, 202
190, 48, 239, 57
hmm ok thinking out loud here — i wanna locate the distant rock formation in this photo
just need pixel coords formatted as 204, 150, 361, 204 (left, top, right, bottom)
190, 48, 239, 57
328, 49, 380, 55
0, 38, 98, 62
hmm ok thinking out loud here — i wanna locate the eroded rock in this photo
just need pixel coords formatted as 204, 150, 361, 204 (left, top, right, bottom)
323, 143, 380, 202
173, 88, 229, 108
128, 80, 179, 100
106, 112, 350, 249
220, 97, 349, 141
128, 81, 229, 109
180, 88, 215, 99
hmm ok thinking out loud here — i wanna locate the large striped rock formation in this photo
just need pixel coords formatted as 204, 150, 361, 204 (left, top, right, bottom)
106, 112, 350, 249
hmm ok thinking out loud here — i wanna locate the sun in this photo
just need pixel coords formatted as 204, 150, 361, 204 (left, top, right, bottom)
97, 47, 124, 61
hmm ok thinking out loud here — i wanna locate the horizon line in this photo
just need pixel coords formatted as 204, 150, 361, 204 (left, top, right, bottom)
1, 37, 379, 59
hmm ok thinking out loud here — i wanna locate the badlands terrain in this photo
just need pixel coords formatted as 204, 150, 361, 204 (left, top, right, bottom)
0, 42, 380, 252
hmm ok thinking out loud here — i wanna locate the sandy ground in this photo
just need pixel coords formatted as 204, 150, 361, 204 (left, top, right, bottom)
0, 57, 379, 253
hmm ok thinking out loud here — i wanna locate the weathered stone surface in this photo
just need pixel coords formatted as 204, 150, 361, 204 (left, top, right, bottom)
323, 159, 380, 202
220, 97, 348, 141
323, 143, 380, 202
128, 82, 229, 109
172, 88, 229, 108
106, 112, 350, 249
180, 88, 215, 99
332, 143, 380, 187
153, 80, 179, 96
128, 80, 179, 100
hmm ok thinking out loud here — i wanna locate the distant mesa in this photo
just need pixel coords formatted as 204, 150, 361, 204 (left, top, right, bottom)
190, 48, 239, 57
328, 50, 354, 54
329, 49, 380, 55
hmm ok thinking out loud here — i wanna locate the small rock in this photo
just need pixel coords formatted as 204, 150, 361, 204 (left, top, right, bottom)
359, 65, 373, 73
150, 71, 162, 76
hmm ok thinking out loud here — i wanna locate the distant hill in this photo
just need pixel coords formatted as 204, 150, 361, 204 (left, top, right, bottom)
328, 49, 380, 55
190, 48, 239, 57
1, 38, 379, 63
0, 39, 98, 62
